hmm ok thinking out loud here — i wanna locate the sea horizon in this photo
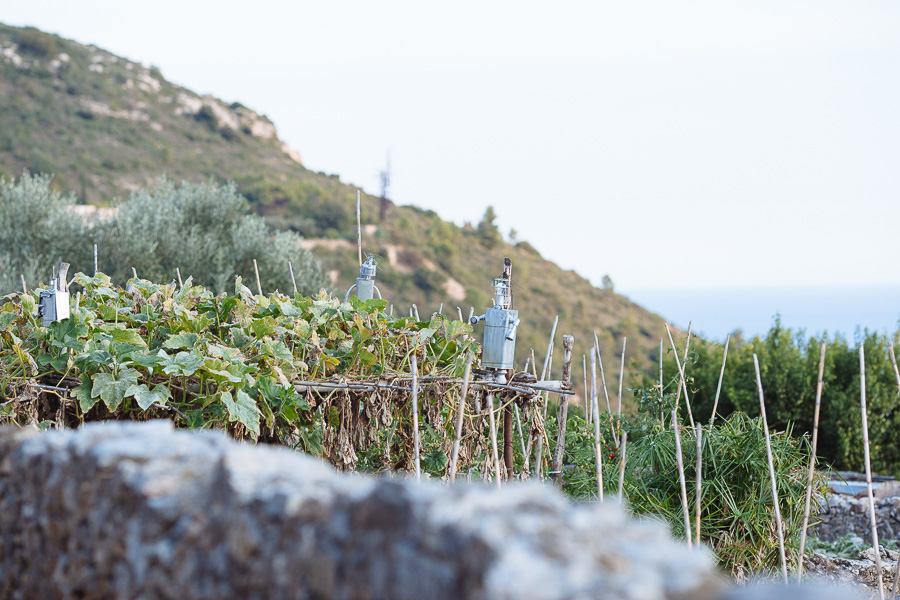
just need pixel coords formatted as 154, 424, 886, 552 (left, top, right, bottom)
624, 284, 900, 343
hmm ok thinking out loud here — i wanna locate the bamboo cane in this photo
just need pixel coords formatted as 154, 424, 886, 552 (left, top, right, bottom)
176, 267, 184, 289
253, 260, 262, 296
754, 354, 788, 583
449, 353, 474, 483
695, 425, 703, 544
514, 404, 528, 476
665, 323, 696, 429
412, 304, 420, 321
411, 353, 421, 482
797, 340, 826, 582
590, 347, 604, 501
659, 338, 665, 423
534, 317, 558, 479
593, 333, 619, 447
553, 335, 575, 485
356, 190, 362, 268
288, 261, 297, 293
131, 267, 138, 279
672, 408, 692, 548
617, 337, 627, 418
583, 354, 589, 420
20, 275, 26, 295
487, 391, 501, 488
457, 307, 463, 321
888, 340, 900, 600
617, 431, 628, 501
859, 344, 885, 599
524, 348, 539, 468
93, 243, 98, 275
709, 334, 731, 426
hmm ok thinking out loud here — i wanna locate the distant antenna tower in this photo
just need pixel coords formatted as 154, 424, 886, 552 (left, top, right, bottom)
379, 151, 392, 222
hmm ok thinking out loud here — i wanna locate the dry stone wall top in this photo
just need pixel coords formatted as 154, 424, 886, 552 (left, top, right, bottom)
0, 421, 723, 600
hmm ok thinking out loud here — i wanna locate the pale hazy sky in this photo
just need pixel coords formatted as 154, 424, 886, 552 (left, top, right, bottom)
5, 1, 900, 298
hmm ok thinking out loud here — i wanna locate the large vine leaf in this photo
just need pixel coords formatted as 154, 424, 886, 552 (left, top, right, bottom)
163, 332, 199, 350
125, 383, 172, 410
74, 372, 96, 412
91, 368, 140, 411
220, 389, 260, 437
110, 327, 147, 347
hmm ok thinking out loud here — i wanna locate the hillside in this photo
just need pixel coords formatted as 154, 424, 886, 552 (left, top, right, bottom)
0, 23, 675, 407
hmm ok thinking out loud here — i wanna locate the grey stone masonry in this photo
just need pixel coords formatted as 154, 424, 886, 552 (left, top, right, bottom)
0, 421, 723, 600
812, 494, 900, 543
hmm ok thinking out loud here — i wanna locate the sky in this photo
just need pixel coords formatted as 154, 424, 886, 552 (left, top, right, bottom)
4, 1, 900, 338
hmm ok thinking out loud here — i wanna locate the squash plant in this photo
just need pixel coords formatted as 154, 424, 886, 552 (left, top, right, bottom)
0, 272, 479, 469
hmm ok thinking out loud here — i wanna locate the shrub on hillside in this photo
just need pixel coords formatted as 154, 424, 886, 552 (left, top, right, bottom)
0, 172, 90, 293
0, 174, 328, 296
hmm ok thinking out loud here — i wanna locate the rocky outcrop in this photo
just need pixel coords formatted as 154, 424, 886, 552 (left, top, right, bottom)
0, 421, 722, 600
812, 494, 900, 543
803, 547, 899, 599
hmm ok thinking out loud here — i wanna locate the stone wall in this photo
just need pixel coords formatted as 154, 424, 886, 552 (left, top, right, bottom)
0, 421, 723, 600
812, 494, 900, 543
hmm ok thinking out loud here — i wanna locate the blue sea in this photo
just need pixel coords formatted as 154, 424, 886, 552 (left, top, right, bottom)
624, 285, 900, 343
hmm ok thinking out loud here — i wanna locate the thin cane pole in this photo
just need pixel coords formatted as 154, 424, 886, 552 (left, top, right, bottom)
709, 334, 731, 426
797, 340, 826, 582
695, 425, 703, 544
487, 392, 501, 488
888, 340, 900, 600
673, 408, 692, 548
449, 353, 474, 483
859, 344, 885, 599
590, 348, 604, 501
754, 354, 789, 584
411, 354, 421, 482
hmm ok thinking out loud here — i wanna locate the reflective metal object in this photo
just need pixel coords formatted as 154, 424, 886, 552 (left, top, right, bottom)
470, 273, 518, 370
345, 256, 382, 302
38, 262, 70, 327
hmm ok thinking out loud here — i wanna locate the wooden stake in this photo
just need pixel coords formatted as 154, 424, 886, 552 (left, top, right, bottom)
659, 338, 665, 424
754, 354, 788, 583
93, 243, 98, 276
438, 303, 443, 315
356, 190, 362, 268
797, 340, 826, 582
590, 347, 604, 501
665, 323, 696, 429
859, 344, 884, 599
583, 354, 589, 420
672, 408, 692, 548
253, 259, 262, 296
411, 353, 421, 482
534, 316, 559, 479
449, 353, 474, 483
593, 333, 619, 447
887, 340, 900, 599
487, 392, 501, 488
20, 274, 26, 295
74, 291, 81, 314
709, 334, 731, 426
288, 261, 297, 293
553, 335, 575, 485
131, 267, 138, 279
617, 337, 627, 417
617, 431, 628, 501
659, 337, 664, 395
514, 404, 528, 476
695, 425, 703, 544
412, 304, 420, 321
176, 267, 184, 289
457, 306, 463, 321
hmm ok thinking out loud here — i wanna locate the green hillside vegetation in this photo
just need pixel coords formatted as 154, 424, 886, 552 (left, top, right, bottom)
0, 23, 672, 403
